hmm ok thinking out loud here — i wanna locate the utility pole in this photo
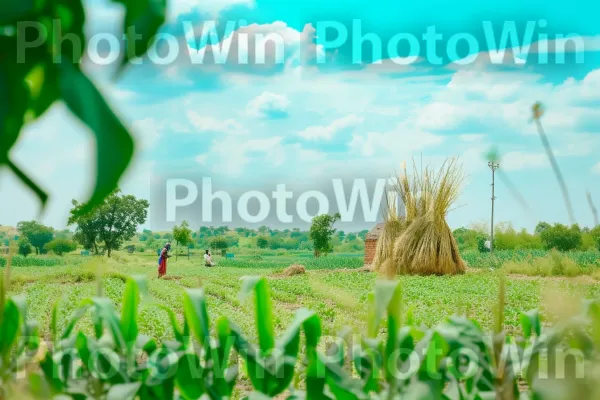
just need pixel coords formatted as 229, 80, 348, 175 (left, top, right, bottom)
488, 161, 499, 253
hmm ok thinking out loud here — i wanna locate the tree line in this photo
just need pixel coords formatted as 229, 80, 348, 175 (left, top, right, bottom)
453, 221, 600, 253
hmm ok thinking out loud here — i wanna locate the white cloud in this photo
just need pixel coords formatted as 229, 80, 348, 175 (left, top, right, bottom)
501, 152, 549, 171
169, 0, 254, 19
349, 125, 444, 157
195, 154, 208, 165
209, 136, 284, 176
299, 114, 363, 140
246, 91, 290, 118
592, 162, 600, 175
187, 111, 248, 135
459, 134, 485, 142
131, 118, 162, 150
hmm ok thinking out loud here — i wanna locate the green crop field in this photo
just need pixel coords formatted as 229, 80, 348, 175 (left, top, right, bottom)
7, 252, 600, 343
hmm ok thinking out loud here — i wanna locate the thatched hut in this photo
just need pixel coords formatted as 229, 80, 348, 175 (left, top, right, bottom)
364, 223, 384, 266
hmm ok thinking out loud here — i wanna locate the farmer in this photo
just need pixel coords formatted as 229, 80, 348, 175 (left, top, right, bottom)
204, 249, 215, 267
158, 243, 171, 278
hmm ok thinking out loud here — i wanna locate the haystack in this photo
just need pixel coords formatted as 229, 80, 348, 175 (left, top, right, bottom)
281, 264, 306, 276
390, 158, 465, 276
372, 201, 405, 275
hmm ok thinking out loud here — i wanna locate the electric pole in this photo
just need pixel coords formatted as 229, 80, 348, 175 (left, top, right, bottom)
488, 161, 499, 253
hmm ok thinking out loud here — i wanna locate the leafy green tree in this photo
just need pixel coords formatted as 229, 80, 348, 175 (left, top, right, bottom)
45, 239, 77, 256
346, 233, 357, 242
173, 220, 193, 259
18, 237, 32, 257
590, 226, 600, 251
540, 223, 582, 252
309, 213, 341, 257
210, 237, 229, 256
69, 190, 149, 257
535, 221, 551, 235
16, 221, 54, 254
357, 230, 369, 241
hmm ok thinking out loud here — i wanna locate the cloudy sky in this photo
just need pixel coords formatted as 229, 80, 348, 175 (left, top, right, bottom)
2, 0, 600, 232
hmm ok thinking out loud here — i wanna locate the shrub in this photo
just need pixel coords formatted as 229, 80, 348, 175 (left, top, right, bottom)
45, 239, 77, 256
18, 237, 32, 257
591, 225, 600, 251
540, 223, 582, 251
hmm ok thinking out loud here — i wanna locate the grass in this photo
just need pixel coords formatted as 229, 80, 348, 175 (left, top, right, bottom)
5, 251, 600, 342
462, 249, 600, 269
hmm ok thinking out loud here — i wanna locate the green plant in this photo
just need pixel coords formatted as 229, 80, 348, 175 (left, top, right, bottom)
45, 238, 77, 256
17, 221, 54, 254
210, 237, 229, 256
1, 0, 168, 212
17, 237, 32, 257
173, 220, 193, 260
540, 223, 583, 251
309, 213, 341, 258
69, 189, 149, 257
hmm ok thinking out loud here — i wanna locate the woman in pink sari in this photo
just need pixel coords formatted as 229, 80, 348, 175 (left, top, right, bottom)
158, 243, 171, 278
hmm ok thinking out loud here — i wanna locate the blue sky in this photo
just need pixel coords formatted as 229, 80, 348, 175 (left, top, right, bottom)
2, 0, 600, 232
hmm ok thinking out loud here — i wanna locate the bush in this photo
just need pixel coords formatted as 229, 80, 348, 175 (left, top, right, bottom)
18, 237, 32, 257
591, 225, 600, 251
540, 223, 582, 251
256, 236, 269, 249
45, 239, 77, 256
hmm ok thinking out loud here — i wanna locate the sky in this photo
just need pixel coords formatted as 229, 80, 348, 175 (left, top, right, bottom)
2, 0, 600, 232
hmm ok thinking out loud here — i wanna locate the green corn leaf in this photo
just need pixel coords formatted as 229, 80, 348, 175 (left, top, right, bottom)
107, 382, 142, 400
183, 288, 211, 347
58, 61, 134, 213
117, 0, 167, 70
157, 304, 187, 345
51, 299, 59, 345
25, 62, 59, 119
0, 299, 21, 356
175, 352, 205, 399
520, 310, 541, 339
240, 276, 275, 355
75, 331, 92, 372
92, 297, 126, 352
384, 283, 402, 384
0, 0, 49, 24
61, 298, 93, 340
121, 277, 143, 349
39, 352, 65, 393
0, 37, 51, 208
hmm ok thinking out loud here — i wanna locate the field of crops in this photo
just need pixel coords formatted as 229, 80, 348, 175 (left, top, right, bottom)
462, 249, 600, 269
4, 251, 600, 344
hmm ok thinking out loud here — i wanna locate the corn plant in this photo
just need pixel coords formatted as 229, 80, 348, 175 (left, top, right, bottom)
5, 272, 600, 398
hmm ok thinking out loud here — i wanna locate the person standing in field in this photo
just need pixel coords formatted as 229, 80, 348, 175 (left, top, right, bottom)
158, 243, 171, 278
204, 249, 215, 267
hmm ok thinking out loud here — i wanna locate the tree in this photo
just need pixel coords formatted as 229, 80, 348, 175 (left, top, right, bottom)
590, 226, 600, 251
45, 239, 77, 256
16, 221, 54, 254
69, 190, 149, 257
173, 221, 193, 260
256, 236, 269, 249
309, 213, 341, 257
540, 223, 582, 252
18, 237, 32, 257
357, 230, 369, 241
535, 222, 551, 235
210, 237, 229, 256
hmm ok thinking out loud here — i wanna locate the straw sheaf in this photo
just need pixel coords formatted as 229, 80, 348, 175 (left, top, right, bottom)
380, 158, 466, 276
